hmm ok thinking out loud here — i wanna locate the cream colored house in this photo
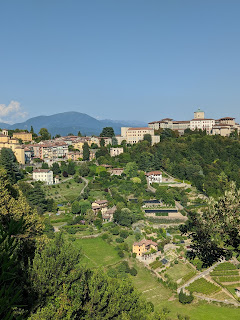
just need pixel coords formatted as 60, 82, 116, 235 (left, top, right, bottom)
190, 118, 215, 134
33, 169, 53, 185
133, 239, 158, 256
12, 132, 33, 142
146, 171, 162, 184
110, 147, 124, 157
116, 127, 160, 146
0, 134, 25, 164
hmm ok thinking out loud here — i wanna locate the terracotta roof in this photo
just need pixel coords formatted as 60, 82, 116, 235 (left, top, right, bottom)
191, 118, 214, 121
33, 169, 51, 173
218, 117, 235, 120
128, 127, 153, 130
146, 171, 162, 176
133, 239, 158, 247
95, 200, 108, 205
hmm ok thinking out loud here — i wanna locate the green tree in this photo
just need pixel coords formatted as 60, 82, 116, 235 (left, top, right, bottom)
112, 136, 118, 146
83, 142, 90, 161
79, 163, 90, 176
100, 138, 105, 147
78, 131, 82, 137
100, 127, 115, 137
30, 125, 34, 134
29, 233, 81, 301
124, 162, 138, 178
181, 182, 240, 266
41, 162, 49, 169
72, 200, 80, 214
178, 290, 194, 304
0, 148, 23, 183
114, 208, 136, 227
39, 128, 51, 141
143, 134, 152, 144
51, 162, 61, 175
68, 161, 76, 175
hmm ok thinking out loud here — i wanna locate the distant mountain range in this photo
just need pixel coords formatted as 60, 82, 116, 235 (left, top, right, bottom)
0, 111, 147, 136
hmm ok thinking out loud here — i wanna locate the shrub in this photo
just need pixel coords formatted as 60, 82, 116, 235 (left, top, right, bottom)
132, 253, 137, 258
116, 237, 124, 243
129, 267, 138, 276
117, 250, 124, 258
146, 301, 154, 313
120, 230, 129, 239
101, 233, 109, 240
110, 227, 120, 235
178, 290, 194, 304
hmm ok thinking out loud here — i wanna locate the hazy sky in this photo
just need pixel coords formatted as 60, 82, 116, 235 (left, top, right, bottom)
0, 0, 240, 123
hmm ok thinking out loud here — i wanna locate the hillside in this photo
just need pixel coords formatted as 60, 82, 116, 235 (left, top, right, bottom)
0, 112, 147, 136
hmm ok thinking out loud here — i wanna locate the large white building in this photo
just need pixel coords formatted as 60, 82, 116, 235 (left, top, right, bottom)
148, 108, 240, 137
116, 127, 160, 145
33, 169, 54, 185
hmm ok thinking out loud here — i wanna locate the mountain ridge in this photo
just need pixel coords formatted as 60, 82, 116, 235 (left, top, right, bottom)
0, 111, 147, 136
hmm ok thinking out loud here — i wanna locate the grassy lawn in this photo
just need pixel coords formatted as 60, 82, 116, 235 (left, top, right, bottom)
165, 262, 196, 284
187, 278, 221, 295
130, 259, 172, 305
73, 237, 121, 268
130, 260, 240, 320
160, 301, 240, 320
89, 190, 107, 200
46, 179, 84, 202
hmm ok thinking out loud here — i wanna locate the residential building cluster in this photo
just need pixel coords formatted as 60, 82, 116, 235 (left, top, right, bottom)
148, 109, 240, 136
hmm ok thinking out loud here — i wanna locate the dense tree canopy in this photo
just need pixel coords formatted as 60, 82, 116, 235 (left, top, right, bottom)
100, 127, 115, 138
181, 182, 240, 266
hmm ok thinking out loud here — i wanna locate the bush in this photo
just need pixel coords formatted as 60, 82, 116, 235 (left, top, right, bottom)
146, 301, 154, 313
132, 253, 137, 258
116, 237, 124, 243
117, 250, 124, 258
101, 233, 109, 240
120, 230, 129, 239
178, 290, 194, 304
129, 267, 137, 276
110, 227, 120, 235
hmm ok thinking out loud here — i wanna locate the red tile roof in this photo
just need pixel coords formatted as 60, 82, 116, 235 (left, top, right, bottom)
133, 239, 158, 247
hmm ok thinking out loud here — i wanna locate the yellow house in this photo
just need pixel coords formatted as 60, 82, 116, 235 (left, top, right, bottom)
132, 239, 158, 256
13, 132, 33, 142
14, 147, 25, 164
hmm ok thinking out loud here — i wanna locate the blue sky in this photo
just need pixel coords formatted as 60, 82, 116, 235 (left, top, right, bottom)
0, 0, 240, 123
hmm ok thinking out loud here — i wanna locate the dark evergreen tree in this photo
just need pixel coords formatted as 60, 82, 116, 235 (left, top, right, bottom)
83, 142, 90, 161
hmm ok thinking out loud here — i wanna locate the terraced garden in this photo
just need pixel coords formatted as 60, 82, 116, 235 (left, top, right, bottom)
187, 278, 221, 295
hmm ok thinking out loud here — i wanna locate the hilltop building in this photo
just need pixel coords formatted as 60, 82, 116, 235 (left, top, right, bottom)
12, 132, 33, 142
148, 109, 240, 137
116, 127, 160, 145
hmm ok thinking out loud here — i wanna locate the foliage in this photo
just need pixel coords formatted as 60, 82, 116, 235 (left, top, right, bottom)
51, 162, 61, 175
39, 128, 51, 140
124, 162, 138, 178
72, 200, 80, 214
83, 142, 90, 161
187, 278, 220, 295
0, 219, 25, 320
178, 290, 194, 304
79, 163, 90, 176
100, 126, 115, 138
181, 183, 240, 266
0, 148, 23, 183
114, 208, 136, 227
143, 134, 152, 144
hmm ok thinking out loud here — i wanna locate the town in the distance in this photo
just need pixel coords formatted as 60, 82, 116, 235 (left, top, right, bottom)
1, 108, 240, 320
